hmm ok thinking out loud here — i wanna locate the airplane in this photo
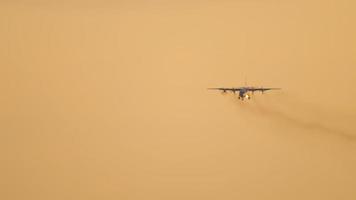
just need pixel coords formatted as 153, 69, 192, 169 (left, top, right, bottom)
208, 86, 281, 100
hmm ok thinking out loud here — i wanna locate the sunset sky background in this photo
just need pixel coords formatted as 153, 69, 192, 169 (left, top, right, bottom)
1, 0, 356, 199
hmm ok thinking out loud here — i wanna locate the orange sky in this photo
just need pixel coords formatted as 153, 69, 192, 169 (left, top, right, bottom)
1, 1, 356, 199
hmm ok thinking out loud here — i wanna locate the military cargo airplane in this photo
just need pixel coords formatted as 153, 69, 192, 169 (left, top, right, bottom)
208, 86, 281, 100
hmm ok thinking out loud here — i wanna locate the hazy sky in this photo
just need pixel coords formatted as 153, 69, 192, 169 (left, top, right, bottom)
1, 1, 356, 199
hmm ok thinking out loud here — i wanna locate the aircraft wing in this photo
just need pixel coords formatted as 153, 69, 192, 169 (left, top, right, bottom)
249, 87, 281, 92
207, 88, 242, 92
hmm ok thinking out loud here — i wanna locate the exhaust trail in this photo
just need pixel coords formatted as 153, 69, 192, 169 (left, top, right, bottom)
263, 92, 356, 121
253, 100, 355, 140
230, 93, 356, 141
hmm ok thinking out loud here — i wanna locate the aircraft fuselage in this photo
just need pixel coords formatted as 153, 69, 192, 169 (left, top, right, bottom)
238, 88, 250, 100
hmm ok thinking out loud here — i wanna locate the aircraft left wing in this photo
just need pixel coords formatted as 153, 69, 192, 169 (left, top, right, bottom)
249, 87, 281, 92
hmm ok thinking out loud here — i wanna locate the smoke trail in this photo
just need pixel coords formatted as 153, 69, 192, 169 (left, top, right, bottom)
250, 99, 356, 140
229, 93, 356, 141
263, 92, 356, 121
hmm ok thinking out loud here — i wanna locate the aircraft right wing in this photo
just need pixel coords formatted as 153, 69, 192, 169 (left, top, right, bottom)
207, 88, 242, 93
